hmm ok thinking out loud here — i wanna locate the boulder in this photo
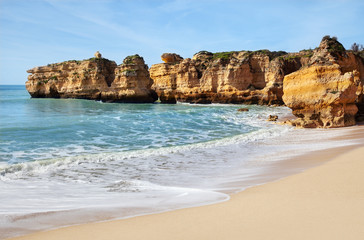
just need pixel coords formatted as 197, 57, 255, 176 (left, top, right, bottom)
268, 115, 278, 121
161, 53, 183, 63
94, 51, 102, 58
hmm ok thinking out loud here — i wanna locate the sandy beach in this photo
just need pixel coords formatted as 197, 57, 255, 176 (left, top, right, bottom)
9, 140, 364, 240
1, 0, 363, 239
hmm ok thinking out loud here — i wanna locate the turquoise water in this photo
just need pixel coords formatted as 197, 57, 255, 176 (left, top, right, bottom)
2, 85, 360, 238
1, 85, 259, 164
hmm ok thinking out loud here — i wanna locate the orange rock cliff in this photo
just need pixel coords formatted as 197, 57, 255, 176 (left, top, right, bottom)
282, 36, 364, 128
26, 54, 157, 103
150, 50, 310, 104
26, 36, 364, 127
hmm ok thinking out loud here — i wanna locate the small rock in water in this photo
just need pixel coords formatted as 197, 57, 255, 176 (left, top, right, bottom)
268, 115, 278, 121
237, 108, 249, 112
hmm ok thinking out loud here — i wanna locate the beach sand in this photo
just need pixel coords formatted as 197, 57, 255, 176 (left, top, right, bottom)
9, 142, 364, 240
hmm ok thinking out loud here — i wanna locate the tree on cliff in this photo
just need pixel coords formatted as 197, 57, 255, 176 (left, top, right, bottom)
351, 43, 364, 52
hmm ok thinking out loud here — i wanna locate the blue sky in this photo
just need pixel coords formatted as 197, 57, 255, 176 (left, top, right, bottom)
1, 0, 363, 85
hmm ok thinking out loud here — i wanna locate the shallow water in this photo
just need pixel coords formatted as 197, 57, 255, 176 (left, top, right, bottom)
0, 85, 362, 239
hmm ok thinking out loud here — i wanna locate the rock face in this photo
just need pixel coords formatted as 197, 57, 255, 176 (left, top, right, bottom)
282, 36, 364, 128
26, 54, 158, 103
101, 55, 158, 103
150, 51, 310, 104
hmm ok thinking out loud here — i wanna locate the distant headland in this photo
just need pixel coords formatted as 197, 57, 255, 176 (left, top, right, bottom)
26, 36, 364, 128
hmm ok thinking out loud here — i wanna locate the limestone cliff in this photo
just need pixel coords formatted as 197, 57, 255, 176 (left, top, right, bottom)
282, 36, 364, 128
26, 54, 158, 103
150, 50, 311, 104
100, 55, 157, 103
26, 37, 364, 128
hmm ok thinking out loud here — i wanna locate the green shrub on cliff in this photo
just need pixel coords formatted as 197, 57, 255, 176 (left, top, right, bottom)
194, 50, 213, 56
278, 55, 300, 62
37, 79, 49, 85
67, 60, 81, 64
121, 69, 136, 74
299, 49, 314, 58
48, 76, 58, 81
123, 54, 143, 64
322, 35, 345, 53
212, 51, 237, 60
244, 50, 287, 60
253, 49, 270, 55
210, 49, 287, 62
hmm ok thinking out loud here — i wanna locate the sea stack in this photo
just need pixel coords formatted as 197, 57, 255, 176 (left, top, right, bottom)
25, 53, 158, 103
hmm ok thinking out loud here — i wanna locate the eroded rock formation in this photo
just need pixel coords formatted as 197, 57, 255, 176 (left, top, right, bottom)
282, 36, 364, 128
25, 36, 364, 128
26, 54, 158, 103
101, 55, 158, 103
150, 50, 310, 104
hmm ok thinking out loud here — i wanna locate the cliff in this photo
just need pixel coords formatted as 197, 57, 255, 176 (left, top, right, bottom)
282, 36, 364, 128
26, 53, 157, 103
150, 50, 311, 104
26, 37, 364, 128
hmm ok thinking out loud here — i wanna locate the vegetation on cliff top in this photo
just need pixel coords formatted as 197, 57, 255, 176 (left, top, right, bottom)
47, 60, 81, 66
193, 50, 213, 56
277, 50, 313, 62
299, 49, 314, 58
40, 36, 361, 72
212, 51, 238, 60
245, 50, 287, 60
351, 42, 364, 60
194, 50, 287, 62
123, 54, 143, 64
88, 57, 113, 63
353, 50, 364, 60
322, 35, 346, 53
278, 55, 301, 62
46, 57, 114, 67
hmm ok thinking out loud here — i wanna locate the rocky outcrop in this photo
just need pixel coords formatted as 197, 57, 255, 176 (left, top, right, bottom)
94, 51, 102, 58
101, 55, 158, 103
161, 53, 183, 63
26, 54, 158, 103
150, 51, 310, 104
282, 36, 364, 128
268, 115, 278, 121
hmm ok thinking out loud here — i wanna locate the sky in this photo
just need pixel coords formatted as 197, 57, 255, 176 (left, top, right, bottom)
0, 0, 363, 85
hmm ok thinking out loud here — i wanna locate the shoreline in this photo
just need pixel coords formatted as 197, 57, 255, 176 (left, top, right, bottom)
8, 125, 364, 240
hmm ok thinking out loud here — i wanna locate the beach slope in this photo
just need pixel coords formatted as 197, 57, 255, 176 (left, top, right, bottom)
10, 146, 364, 240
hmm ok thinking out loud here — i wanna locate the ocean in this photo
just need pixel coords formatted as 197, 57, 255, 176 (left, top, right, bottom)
0, 85, 362, 239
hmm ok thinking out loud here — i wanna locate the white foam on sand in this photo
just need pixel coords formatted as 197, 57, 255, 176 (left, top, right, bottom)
1, 122, 363, 239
